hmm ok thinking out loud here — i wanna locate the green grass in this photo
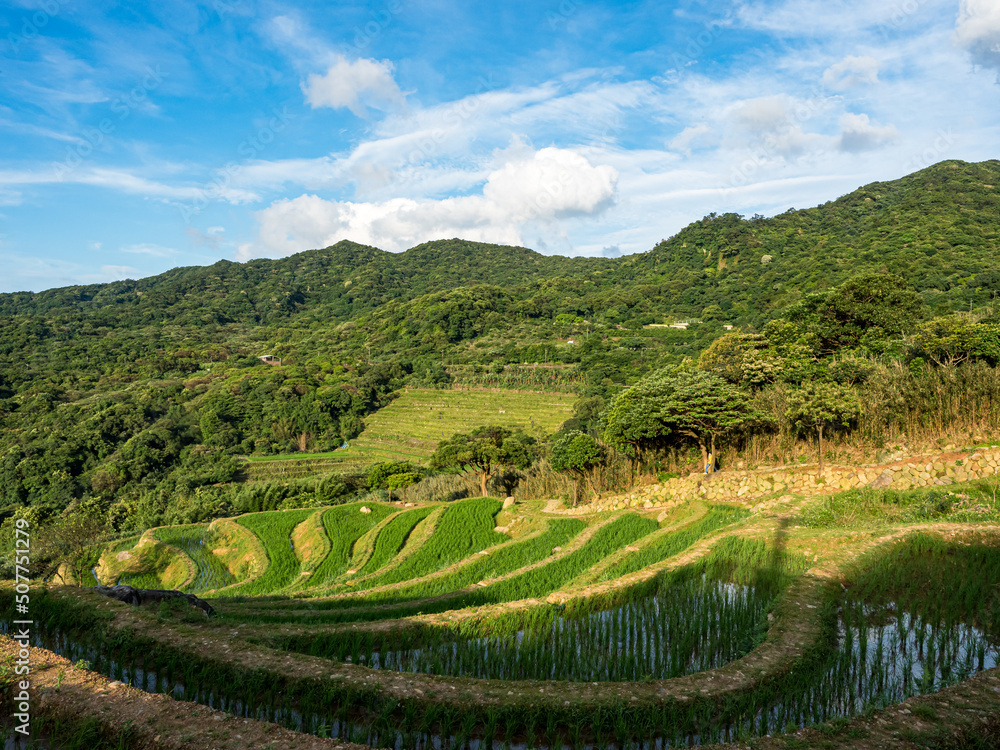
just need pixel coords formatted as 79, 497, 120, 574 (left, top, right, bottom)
358, 496, 507, 589
218, 509, 316, 596
799, 478, 1000, 529
150, 525, 238, 593
302, 503, 397, 588
357, 506, 436, 576
244, 388, 575, 478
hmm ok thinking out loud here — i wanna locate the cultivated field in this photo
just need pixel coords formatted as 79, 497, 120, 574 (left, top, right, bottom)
243, 387, 575, 480
7, 447, 1000, 749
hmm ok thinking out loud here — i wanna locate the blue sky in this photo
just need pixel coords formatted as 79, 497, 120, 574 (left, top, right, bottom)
1, 0, 998, 293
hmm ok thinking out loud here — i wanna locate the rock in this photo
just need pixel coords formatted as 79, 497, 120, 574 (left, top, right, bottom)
502, 496, 516, 509
657, 511, 668, 522
92, 585, 215, 617
359, 506, 372, 514
869, 471, 893, 489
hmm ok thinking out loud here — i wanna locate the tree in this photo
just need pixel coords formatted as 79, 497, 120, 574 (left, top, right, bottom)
789, 272, 926, 353
907, 316, 1000, 367
366, 461, 422, 500
785, 382, 861, 477
383, 471, 423, 501
603, 369, 768, 468
550, 430, 605, 506
430, 425, 535, 497
698, 332, 782, 387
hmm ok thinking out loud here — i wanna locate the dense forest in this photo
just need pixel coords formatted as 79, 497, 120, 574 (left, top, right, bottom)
1, 159, 999, 573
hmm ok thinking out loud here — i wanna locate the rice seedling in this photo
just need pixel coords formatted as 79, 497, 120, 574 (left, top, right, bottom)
216, 509, 316, 596
598, 504, 751, 581
355, 496, 506, 588
148, 524, 237, 593
356, 505, 436, 576
302, 503, 396, 588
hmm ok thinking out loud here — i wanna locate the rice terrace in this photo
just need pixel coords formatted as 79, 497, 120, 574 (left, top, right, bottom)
4, 144, 1000, 750
7, 434, 1000, 748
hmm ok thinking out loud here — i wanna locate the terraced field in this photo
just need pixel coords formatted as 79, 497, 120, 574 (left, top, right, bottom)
243, 387, 575, 480
7, 460, 1000, 750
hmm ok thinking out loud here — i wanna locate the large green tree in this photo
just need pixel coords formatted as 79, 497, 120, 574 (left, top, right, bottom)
785, 382, 861, 477
550, 430, 605, 506
603, 369, 768, 467
789, 273, 926, 353
907, 316, 1000, 367
430, 425, 535, 497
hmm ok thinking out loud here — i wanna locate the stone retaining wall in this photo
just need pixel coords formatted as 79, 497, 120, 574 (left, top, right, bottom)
568, 448, 1000, 513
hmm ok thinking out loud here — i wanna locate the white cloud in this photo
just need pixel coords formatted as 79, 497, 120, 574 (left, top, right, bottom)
669, 124, 714, 155
837, 113, 900, 152
483, 147, 618, 220
302, 55, 405, 116
735, 0, 954, 36
822, 56, 881, 90
724, 95, 829, 158
955, 0, 1000, 71
241, 147, 618, 259
122, 243, 176, 257
0, 166, 260, 205
733, 95, 792, 131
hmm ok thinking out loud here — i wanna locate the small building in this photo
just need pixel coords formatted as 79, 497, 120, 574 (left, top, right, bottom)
259, 355, 282, 366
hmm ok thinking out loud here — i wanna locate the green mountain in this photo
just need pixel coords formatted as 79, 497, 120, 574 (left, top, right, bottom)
1, 159, 998, 557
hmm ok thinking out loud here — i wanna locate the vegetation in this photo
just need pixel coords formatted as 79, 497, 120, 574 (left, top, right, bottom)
430, 426, 536, 497
218, 509, 315, 596
550, 430, 604, 505
303, 503, 396, 588
4, 158, 1000, 748
785, 381, 862, 476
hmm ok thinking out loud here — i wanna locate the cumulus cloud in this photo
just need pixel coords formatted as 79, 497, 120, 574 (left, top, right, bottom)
955, 0, 1000, 72
822, 56, 880, 90
837, 113, 899, 152
302, 55, 405, 116
240, 147, 618, 259
483, 147, 617, 220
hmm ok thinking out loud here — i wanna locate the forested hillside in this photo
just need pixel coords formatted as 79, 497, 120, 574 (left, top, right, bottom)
1, 159, 999, 575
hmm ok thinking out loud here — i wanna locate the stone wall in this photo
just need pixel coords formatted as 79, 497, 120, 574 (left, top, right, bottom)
567, 448, 1000, 514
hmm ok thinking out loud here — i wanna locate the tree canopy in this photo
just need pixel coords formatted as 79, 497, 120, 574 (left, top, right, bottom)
429, 425, 536, 497
603, 369, 768, 463
550, 430, 605, 505
785, 381, 862, 476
